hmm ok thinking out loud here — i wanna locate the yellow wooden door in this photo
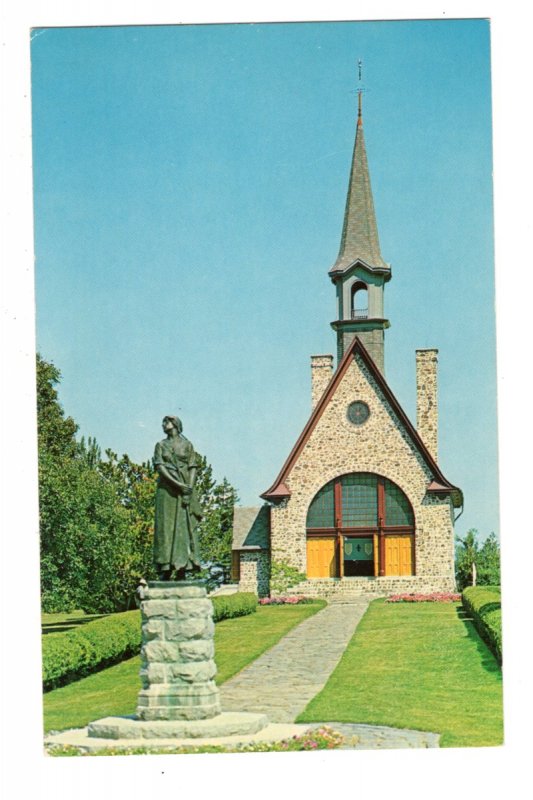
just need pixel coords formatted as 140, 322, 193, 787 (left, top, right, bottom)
384, 535, 413, 576
307, 537, 338, 578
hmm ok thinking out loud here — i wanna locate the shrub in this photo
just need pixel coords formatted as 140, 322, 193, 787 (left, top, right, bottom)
462, 586, 502, 665
270, 561, 306, 594
211, 592, 257, 621
42, 610, 141, 691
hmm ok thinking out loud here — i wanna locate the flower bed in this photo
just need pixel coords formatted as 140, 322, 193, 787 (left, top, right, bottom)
259, 596, 314, 605
386, 592, 461, 603
46, 726, 346, 756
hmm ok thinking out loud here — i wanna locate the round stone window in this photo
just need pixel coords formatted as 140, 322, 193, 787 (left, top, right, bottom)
347, 401, 370, 426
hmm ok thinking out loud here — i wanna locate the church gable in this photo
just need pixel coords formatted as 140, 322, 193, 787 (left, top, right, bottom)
262, 337, 461, 509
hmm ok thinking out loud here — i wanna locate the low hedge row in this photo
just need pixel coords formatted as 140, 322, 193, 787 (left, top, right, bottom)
211, 592, 257, 621
42, 591, 257, 691
42, 610, 141, 691
462, 586, 502, 665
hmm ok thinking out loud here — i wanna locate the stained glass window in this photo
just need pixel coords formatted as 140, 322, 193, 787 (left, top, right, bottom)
384, 479, 414, 526
306, 481, 335, 528
306, 474, 413, 531
341, 473, 378, 527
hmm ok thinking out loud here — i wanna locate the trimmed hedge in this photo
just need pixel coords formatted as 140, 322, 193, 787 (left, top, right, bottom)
462, 586, 502, 665
42, 610, 141, 691
211, 592, 257, 621
42, 592, 258, 690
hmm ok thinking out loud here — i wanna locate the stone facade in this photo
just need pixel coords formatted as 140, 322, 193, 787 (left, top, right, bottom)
416, 349, 438, 461
268, 349, 456, 595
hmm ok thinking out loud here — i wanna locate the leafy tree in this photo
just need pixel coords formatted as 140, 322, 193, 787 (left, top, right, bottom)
37, 353, 239, 611
455, 528, 500, 590
197, 472, 238, 582
37, 355, 140, 612
478, 532, 501, 586
36, 354, 78, 458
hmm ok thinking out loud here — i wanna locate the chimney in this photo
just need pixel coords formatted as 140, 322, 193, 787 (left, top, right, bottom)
416, 349, 438, 462
311, 355, 334, 408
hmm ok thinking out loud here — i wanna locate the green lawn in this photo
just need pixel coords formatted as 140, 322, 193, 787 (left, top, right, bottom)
297, 599, 503, 748
43, 601, 325, 733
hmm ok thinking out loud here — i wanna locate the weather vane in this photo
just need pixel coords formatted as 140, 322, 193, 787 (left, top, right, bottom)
357, 58, 364, 121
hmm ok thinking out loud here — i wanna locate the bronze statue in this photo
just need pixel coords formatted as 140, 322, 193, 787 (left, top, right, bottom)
153, 416, 203, 580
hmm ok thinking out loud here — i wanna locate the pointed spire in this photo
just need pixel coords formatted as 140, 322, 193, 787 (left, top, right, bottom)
330, 75, 389, 275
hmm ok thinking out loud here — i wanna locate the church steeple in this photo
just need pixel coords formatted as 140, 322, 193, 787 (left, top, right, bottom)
330, 90, 388, 275
329, 70, 391, 373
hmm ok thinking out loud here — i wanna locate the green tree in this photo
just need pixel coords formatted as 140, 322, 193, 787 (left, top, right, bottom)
478, 532, 501, 586
455, 529, 480, 590
36, 354, 78, 458
37, 353, 239, 610
197, 472, 238, 582
455, 528, 500, 590
37, 355, 141, 612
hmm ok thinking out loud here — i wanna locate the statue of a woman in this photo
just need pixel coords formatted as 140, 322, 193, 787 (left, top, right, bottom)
153, 416, 203, 580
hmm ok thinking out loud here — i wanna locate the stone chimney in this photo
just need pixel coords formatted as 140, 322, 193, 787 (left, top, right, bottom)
416, 349, 438, 462
311, 355, 334, 408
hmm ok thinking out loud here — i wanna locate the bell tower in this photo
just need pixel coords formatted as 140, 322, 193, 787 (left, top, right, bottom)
329, 68, 391, 373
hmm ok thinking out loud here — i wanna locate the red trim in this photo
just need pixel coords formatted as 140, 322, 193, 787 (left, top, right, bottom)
379, 531, 386, 577
261, 336, 462, 507
334, 480, 343, 528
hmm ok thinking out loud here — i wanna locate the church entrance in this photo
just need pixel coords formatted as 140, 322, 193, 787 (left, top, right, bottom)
306, 473, 415, 578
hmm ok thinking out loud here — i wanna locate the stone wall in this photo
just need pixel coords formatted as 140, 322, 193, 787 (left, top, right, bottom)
238, 551, 270, 598
416, 349, 438, 461
269, 351, 455, 594
311, 355, 334, 408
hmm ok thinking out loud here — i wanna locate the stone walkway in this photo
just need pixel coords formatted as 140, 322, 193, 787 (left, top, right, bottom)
220, 601, 368, 723
220, 601, 440, 748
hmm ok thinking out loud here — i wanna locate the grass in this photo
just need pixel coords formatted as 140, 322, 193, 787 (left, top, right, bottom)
297, 599, 503, 748
42, 610, 109, 635
43, 600, 326, 733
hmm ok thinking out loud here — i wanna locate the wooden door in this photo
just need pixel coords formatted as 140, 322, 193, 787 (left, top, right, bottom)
384, 535, 414, 576
307, 537, 338, 578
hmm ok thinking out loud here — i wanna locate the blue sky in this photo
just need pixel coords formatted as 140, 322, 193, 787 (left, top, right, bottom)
31, 19, 496, 539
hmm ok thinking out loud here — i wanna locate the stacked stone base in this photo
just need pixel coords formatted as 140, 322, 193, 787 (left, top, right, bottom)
85, 580, 268, 744
135, 581, 221, 722
87, 712, 269, 741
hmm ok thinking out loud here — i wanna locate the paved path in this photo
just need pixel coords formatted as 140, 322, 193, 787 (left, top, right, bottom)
219, 600, 440, 748
220, 601, 369, 723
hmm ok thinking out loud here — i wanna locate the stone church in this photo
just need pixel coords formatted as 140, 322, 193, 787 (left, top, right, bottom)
232, 92, 463, 599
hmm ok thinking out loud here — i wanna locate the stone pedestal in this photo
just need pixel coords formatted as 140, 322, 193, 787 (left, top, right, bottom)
84, 579, 269, 745
136, 581, 221, 721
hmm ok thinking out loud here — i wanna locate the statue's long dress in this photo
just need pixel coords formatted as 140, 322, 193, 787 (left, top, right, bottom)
153, 436, 203, 572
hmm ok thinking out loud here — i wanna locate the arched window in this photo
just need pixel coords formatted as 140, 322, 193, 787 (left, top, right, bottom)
351, 281, 368, 319
306, 473, 415, 578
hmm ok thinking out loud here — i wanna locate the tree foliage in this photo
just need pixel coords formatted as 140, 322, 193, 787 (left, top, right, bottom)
455, 529, 500, 590
37, 354, 238, 613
